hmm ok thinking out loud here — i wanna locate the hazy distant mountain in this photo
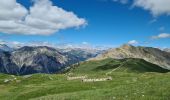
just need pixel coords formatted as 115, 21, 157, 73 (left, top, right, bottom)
0, 46, 98, 75
90, 44, 170, 70
0, 44, 13, 52
164, 48, 170, 53
60, 48, 101, 61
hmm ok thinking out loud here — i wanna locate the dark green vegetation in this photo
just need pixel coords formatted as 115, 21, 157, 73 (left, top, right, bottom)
71, 58, 169, 74
0, 58, 170, 100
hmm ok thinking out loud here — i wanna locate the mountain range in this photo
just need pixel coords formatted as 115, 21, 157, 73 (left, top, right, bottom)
0, 44, 170, 75
0, 44, 13, 52
0, 46, 99, 75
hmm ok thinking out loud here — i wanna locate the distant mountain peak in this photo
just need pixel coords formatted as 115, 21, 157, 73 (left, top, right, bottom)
119, 44, 137, 51
121, 44, 134, 49
0, 44, 8, 47
90, 45, 170, 70
164, 48, 170, 53
0, 44, 13, 52
17, 46, 56, 52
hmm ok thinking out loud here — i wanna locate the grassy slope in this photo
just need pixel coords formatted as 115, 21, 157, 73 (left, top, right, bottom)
71, 58, 169, 74
0, 58, 170, 100
0, 73, 170, 100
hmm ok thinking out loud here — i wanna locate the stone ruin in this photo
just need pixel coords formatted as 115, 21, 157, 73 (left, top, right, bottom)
82, 76, 112, 82
67, 75, 87, 80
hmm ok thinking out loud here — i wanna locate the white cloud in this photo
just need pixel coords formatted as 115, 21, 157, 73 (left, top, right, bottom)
133, 0, 170, 16
0, 40, 56, 48
11, 41, 23, 45
0, 0, 87, 35
128, 40, 138, 45
0, 0, 28, 20
0, 39, 113, 50
112, 0, 170, 17
26, 41, 56, 47
152, 33, 170, 39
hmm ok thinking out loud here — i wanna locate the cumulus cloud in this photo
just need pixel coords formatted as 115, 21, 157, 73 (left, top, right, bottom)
151, 33, 170, 39
0, 40, 56, 48
0, 0, 87, 35
112, 0, 170, 17
133, 0, 170, 16
26, 41, 56, 47
128, 40, 138, 45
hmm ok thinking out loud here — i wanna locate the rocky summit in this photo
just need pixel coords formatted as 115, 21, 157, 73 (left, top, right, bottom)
90, 44, 170, 70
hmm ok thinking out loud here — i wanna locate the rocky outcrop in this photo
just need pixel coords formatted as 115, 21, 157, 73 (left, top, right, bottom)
0, 51, 19, 74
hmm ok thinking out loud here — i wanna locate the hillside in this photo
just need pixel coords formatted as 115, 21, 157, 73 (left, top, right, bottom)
0, 58, 169, 100
90, 44, 170, 70
0, 71, 170, 100
71, 58, 169, 74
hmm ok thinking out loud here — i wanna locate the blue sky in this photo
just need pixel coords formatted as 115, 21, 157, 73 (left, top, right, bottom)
0, 0, 170, 48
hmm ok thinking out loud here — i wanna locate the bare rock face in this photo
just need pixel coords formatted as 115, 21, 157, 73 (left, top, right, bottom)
91, 44, 170, 70
0, 51, 19, 74
11, 46, 69, 75
0, 46, 99, 75
0, 46, 66, 75
0, 46, 85, 75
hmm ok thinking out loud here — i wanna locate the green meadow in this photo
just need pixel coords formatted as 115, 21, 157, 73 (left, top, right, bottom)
0, 58, 170, 100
